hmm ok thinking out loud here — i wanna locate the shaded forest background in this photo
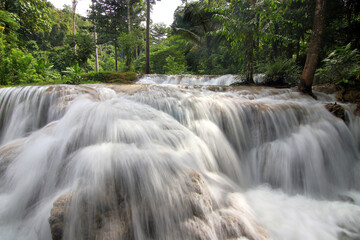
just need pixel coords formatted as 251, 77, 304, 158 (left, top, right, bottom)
0, 0, 359, 89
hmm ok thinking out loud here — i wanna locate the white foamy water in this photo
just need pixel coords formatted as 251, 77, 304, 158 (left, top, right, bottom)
0, 78, 359, 240
137, 74, 243, 86
136, 74, 266, 86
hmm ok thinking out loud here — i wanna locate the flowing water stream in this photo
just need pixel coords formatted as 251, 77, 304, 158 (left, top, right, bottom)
0, 75, 359, 240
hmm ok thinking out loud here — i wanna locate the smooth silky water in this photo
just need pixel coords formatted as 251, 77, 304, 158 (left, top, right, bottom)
0, 75, 359, 240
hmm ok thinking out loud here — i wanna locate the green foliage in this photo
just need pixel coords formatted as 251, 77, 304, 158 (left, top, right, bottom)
151, 23, 169, 44
258, 58, 300, 85
48, 44, 76, 72
151, 43, 187, 74
1, 0, 51, 47
119, 32, 136, 71
0, 10, 20, 45
0, 26, 61, 85
80, 71, 136, 83
0, 48, 39, 85
75, 33, 95, 67
164, 56, 186, 74
316, 44, 360, 86
35, 59, 60, 82
0, 0, 358, 86
134, 34, 188, 74
62, 63, 83, 84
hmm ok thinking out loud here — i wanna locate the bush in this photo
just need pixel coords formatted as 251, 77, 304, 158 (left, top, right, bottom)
315, 44, 360, 86
258, 58, 300, 86
1, 48, 40, 85
80, 71, 137, 84
62, 63, 84, 85
164, 56, 186, 74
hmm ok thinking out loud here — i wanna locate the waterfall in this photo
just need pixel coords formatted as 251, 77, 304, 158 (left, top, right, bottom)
136, 74, 265, 86
0, 78, 359, 240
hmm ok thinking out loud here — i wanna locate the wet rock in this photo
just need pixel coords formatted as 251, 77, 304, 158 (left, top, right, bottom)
49, 171, 270, 240
48, 194, 73, 240
342, 89, 360, 104
313, 83, 339, 94
355, 104, 360, 116
335, 88, 360, 104
181, 217, 215, 240
0, 155, 12, 176
185, 171, 213, 219
182, 171, 271, 240
218, 210, 269, 240
48, 192, 132, 240
338, 194, 355, 203
0, 140, 23, 176
324, 103, 346, 121
263, 75, 292, 88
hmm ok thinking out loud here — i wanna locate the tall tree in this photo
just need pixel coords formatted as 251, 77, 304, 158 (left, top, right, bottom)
145, 0, 161, 74
127, 0, 131, 33
245, 0, 255, 83
299, 0, 326, 96
91, 1, 99, 72
214, 0, 258, 82
72, 0, 78, 54
94, 24, 99, 72
90, 0, 128, 71
145, 0, 151, 73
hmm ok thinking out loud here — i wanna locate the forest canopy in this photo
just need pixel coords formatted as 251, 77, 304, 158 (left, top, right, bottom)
0, 0, 359, 91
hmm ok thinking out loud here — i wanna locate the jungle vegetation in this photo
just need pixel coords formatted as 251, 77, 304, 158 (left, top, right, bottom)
0, 0, 359, 94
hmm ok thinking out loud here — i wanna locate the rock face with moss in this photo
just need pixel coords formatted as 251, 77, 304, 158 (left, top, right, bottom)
49, 171, 270, 240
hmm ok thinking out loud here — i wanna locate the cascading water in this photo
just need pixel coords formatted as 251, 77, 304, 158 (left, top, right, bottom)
0, 76, 359, 240
136, 74, 266, 86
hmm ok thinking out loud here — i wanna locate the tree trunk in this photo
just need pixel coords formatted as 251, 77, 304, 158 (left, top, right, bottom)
94, 27, 99, 72
125, 0, 132, 71
145, 0, 151, 74
245, 0, 255, 84
73, 0, 78, 55
299, 0, 326, 96
92, 1, 99, 72
135, 31, 139, 60
115, 41, 118, 72
127, 0, 131, 33
245, 31, 254, 83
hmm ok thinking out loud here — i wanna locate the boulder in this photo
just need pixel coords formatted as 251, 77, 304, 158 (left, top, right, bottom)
335, 88, 360, 104
49, 171, 270, 240
355, 104, 360, 116
48, 191, 132, 240
184, 171, 213, 219
0, 140, 23, 176
181, 171, 271, 240
324, 103, 346, 121
48, 194, 73, 240
313, 83, 338, 94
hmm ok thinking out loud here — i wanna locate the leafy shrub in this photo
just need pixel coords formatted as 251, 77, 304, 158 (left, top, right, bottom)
1, 48, 39, 85
62, 63, 83, 85
316, 44, 360, 86
258, 58, 300, 86
35, 59, 61, 83
164, 56, 186, 74
80, 71, 137, 84
134, 38, 188, 74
